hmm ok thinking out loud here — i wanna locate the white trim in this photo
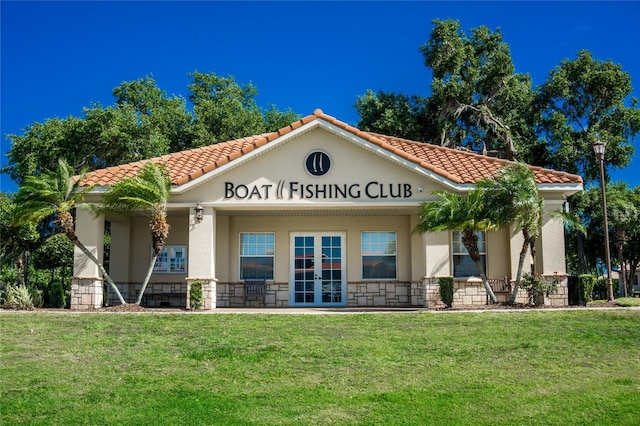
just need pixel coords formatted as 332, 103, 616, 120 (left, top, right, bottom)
289, 231, 346, 307
173, 121, 321, 194
360, 231, 398, 281
238, 232, 275, 281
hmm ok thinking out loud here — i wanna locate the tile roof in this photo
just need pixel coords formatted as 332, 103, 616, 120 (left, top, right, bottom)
80, 109, 583, 188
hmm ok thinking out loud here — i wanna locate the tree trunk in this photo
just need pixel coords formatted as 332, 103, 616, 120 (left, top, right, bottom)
576, 232, 588, 275
462, 229, 497, 303
616, 241, 627, 297
510, 235, 532, 304
135, 251, 159, 305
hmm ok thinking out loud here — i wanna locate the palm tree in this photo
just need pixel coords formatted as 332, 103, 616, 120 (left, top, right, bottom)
94, 162, 172, 305
477, 163, 543, 303
414, 189, 499, 303
11, 159, 126, 305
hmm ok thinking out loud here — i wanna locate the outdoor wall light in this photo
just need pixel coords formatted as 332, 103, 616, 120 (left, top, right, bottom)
195, 203, 204, 223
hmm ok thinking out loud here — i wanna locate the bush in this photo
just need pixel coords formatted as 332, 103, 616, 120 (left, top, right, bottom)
577, 274, 596, 305
30, 287, 43, 308
3, 285, 35, 310
49, 280, 66, 308
190, 281, 203, 310
438, 277, 454, 308
520, 273, 559, 306
593, 278, 619, 300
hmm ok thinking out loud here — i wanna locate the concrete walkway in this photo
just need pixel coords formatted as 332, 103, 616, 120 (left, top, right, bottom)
4, 306, 638, 314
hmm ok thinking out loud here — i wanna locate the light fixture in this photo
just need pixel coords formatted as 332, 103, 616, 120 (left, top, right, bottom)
592, 140, 614, 301
195, 203, 204, 223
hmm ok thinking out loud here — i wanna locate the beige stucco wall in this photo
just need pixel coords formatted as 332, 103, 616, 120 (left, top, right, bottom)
126, 215, 189, 283
486, 228, 511, 279
170, 127, 445, 207
221, 215, 412, 283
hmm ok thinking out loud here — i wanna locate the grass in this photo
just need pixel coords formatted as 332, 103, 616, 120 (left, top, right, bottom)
1, 310, 639, 425
615, 297, 640, 307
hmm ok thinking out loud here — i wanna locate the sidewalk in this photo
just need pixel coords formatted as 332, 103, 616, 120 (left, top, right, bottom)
4, 305, 637, 314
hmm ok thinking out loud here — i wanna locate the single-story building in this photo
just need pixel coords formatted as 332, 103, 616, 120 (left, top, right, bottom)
71, 109, 583, 310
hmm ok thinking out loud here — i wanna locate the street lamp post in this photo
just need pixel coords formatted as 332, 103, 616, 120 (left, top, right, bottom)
593, 140, 615, 301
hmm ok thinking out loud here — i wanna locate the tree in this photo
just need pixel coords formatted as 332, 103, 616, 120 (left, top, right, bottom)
623, 186, 640, 295
477, 163, 544, 303
414, 189, 499, 303
576, 182, 639, 296
535, 50, 640, 181
0, 192, 40, 288
11, 159, 126, 305
607, 183, 638, 297
112, 75, 196, 152
3, 73, 300, 185
419, 19, 535, 160
262, 104, 302, 133
32, 232, 73, 285
354, 90, 428, 141
188, 71, 265, 146
0, 193, 40, 265
94, 162, 172, 305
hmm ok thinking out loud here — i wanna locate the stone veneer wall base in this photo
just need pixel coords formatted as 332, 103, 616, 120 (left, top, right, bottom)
71, 277, 104, 310
423, 276, 569, 308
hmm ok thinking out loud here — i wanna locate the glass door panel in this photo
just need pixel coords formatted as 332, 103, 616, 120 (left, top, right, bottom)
291, 233, 346, 307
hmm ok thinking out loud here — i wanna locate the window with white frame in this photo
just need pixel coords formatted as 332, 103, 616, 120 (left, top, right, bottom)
361, 231, 397, 280
239, 232, 275, 280
452, 231, 486, 278
152, 246, 187, 273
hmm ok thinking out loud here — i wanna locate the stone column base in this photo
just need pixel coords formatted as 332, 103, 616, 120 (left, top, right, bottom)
186, 278, 217, 310
71, 277, 104, 310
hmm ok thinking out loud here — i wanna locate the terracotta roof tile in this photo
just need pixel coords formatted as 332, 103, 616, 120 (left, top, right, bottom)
80, 110, 582, 188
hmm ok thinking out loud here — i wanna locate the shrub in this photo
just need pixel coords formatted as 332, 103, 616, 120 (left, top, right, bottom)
190, 281, 203, 310
49, 280, 66, 308
30, 287, 43, 308
520, 273, 559, 306
3, 285, 35, 310
593, 278, 619, 300
438, 276, 454, 308
577, 274, 596, 305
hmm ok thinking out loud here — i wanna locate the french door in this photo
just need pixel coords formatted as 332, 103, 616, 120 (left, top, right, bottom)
290, 232, 346, 307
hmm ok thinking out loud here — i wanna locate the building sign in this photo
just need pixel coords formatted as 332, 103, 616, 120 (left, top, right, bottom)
223, 149, 414, 201
224, 181, 413, 200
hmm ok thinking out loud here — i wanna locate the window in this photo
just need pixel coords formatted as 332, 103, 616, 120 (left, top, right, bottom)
361, 232, 397, 280
452, 231, 486, 278
240, 232, 275, 280
153, 246, 187, 273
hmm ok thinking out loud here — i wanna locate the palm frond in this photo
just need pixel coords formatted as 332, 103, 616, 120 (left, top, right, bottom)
12, 159, 92, 226
96, 162, 172, 217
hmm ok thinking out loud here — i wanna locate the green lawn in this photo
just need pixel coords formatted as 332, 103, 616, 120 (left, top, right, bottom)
1, 310, 639, 425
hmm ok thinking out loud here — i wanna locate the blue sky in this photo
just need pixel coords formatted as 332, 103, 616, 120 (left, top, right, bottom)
2, 1, 639, 193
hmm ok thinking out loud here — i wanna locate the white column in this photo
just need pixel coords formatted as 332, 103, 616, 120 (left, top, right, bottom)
73, 208, 104, 278
187, 206, 217, 309
538, 202, 567, 275
410, 215, 427, 281
71, 208, 104, 310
